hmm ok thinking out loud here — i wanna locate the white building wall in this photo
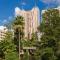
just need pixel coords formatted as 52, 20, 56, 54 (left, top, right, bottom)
15, 7, 40, 39
0, 26, 8, 41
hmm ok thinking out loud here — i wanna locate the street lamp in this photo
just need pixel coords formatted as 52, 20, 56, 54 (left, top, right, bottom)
18, 26, 24, 60
19, 28, 20, 60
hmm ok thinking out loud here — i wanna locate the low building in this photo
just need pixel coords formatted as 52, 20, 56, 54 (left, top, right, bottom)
0, 26, 8, 41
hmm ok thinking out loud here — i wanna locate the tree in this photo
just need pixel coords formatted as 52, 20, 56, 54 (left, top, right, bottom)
13, 16, 25, 39
40, 9, 60, 60
12, 16, 25, 51
0, 41, 5, 60
12, 16, 25, 60
0, 31, 19, 60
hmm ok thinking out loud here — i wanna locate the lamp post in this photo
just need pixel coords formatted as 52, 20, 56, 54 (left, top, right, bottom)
14, 25, 21, 60
19, 26, 24, 60
19, 28, 20, 60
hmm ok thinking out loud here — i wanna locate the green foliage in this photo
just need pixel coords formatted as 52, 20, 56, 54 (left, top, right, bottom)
13, 16, 24, 26
40, 9, 60, 60
1, 9, 60, 60
5, 52, 18, 60
12, 16, 25, 33
21, 33, 37, 47
23, 50, 29, 60
0, 32, 18, 60
12, 16, 25, 52
13, 16, 25, 39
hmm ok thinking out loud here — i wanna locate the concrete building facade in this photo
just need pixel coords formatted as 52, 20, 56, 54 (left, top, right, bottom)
0, 26, 8, 41
15, 7, 40, 39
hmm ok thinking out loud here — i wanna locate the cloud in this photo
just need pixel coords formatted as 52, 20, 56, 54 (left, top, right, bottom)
40, 0, 60, 5
21, 2, 26, 5
40, 0, 55, 4
3, 19, 7, 23
8, 16, 12, 20
15, 7, 20, 12
1, 19, 7, 25
0, 26, 7, 30
15, 7, 21, 16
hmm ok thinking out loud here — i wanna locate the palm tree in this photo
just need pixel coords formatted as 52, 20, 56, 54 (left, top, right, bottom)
13, 16, 24, 34
12, 16, 25, 60
13, 16, 25, 44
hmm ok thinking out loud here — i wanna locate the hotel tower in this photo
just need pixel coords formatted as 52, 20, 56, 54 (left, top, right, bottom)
15, 7, 40, 39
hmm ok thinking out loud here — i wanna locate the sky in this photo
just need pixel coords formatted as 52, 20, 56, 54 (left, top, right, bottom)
0, 0, 60, 25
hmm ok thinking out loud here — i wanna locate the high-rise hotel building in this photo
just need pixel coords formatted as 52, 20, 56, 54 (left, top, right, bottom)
15, 7, 40, 39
